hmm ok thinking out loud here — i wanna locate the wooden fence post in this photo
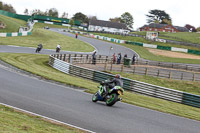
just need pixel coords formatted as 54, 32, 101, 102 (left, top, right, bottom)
169, 72, 172, 79
181, 73, 183, 80
145, 68, 148, 76
104, 62, 107, 71
63, 54, 66, 61
110, 61, 113, 71
121, 64, 124, 72
133, 66, 135, 74
68, 54, 71, 63
193, 73, 195, 81
157, 70, 160, 77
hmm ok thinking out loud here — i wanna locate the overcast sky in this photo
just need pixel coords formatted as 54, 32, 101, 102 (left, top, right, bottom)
3, 0, 200, 29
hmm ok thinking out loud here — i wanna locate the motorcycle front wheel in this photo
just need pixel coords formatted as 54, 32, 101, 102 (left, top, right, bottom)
106, 93, 118, 106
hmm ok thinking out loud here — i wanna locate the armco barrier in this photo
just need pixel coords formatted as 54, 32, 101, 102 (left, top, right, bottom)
49, 54, 200, 108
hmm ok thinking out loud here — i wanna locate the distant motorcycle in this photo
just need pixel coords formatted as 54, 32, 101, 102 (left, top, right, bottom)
56, 47, 60, 53
92, 82, 124, 106
35, 44, 42, 53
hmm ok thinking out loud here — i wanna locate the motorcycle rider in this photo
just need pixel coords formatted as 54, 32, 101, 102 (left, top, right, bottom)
36, 43, 43, 53
101, 74, 123, 97
56, 44, 61, 53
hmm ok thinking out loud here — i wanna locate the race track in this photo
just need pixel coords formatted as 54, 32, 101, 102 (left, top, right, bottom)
0, 64, 200, 133
0, 29, 200, 133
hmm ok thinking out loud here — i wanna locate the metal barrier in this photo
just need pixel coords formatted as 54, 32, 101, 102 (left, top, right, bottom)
49, 54, 200, 108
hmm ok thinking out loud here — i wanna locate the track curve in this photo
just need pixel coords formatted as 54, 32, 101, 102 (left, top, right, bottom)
0, 64, 200, 133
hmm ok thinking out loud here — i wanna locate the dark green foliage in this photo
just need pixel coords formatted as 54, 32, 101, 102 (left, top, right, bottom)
146, 9, 172, 24
72, 12, 89, 24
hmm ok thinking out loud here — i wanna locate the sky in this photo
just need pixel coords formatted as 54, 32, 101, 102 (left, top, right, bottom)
2, 0, 200, 30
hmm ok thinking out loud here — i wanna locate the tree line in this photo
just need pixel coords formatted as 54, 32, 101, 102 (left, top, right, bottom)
0, 1, 16, 13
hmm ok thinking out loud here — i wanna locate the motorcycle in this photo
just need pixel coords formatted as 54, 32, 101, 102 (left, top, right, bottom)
56, 47, 60, 53
35, 46, 42, 53
92, 82, 124, 106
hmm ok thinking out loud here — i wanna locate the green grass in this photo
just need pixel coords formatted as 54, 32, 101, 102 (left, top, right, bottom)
132, 31, 200, 45
0, 105, 85, 133
0, 23, 94, 52
0, 14, 27, 32
0, 53, 200, 121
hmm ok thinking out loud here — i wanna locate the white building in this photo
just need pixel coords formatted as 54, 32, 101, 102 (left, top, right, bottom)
88, 19, 130, 34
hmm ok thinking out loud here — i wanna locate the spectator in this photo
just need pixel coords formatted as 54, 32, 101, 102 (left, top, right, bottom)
92, 51, 96, 65
124, 54, 127, 58
75, 33, 78, 39
113, 53, 116, 64
132, 54, 136, 65
117, 53, 121, 64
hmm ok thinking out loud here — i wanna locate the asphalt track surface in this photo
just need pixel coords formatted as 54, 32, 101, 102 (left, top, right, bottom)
1, 30, 200, 133
49, 28, 138, 58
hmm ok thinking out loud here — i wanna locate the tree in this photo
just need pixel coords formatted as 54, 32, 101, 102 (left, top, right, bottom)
61, 12, 68, 18
0, 2, 3, 10
120, 12, 134, 29
24, 8, 29, 15
197, 27, 200, 32
30, 9, 45, 16
162, 19, 172, 25
146, 9, 172, 24
2, 3, 16, 13
88, 15, 98, 20
46, 8, 59, 17
69, 19, 74, 28
185, 24, 197, 32
72, 12, 89, 23
109, 17, 122, 23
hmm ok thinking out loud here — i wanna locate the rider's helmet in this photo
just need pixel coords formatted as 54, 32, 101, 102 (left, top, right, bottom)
115, 74, 121, 79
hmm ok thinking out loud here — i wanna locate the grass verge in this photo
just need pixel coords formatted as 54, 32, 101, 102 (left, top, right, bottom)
0, 53, 200, 122
0, 104, 86, 133
132, 31, 200, 45
0, 23, 94, 52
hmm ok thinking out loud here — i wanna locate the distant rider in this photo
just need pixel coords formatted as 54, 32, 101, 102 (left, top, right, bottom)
56, 44, 61, 53
36, 43, 43, 53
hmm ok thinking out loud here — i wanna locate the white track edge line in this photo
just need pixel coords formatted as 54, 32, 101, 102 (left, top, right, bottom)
0, 102, 95, 133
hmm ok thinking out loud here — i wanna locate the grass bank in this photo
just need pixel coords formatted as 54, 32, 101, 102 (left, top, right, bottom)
0, 105, 85, 133
0, 23, 94, 52
132, 31, 200, 45
120, 43, 200, 64
0, 53, 200, 121
0, 14, 26, 33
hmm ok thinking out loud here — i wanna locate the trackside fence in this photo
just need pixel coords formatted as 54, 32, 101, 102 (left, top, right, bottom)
49, 54, 200, 108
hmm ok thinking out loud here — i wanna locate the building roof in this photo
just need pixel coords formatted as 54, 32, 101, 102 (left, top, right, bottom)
174, 26, 189, 32
89, 19, 128, 30
148, 23, 168, 28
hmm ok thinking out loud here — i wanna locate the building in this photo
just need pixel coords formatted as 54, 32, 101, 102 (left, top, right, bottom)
88, 19, 130, 34
139, 23, 188, 33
